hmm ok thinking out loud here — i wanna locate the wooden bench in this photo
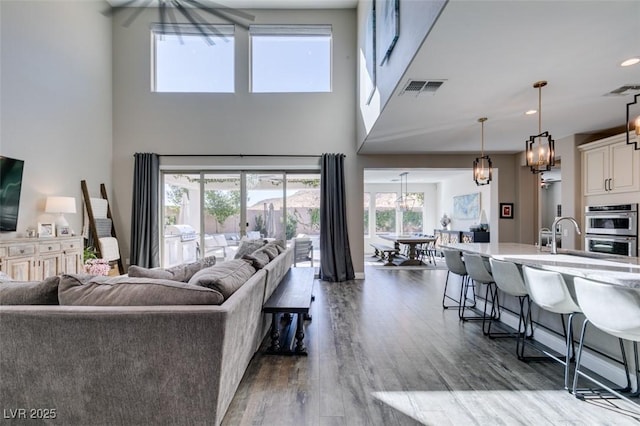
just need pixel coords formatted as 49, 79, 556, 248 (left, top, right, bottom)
370, 243, 399, 266
263, 267, 315, 356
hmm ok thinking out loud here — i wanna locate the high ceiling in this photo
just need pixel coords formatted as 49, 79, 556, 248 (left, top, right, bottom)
361, 0, 640, 154
107, 1, 639, 156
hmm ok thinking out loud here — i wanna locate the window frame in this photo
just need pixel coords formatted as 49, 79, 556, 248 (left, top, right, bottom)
151, 23, 236, 93
249, 24, 333, 94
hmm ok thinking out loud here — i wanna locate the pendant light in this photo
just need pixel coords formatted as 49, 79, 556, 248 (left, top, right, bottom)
395, 172, 414, 212
473, 117, 493, 185
626, 93, 640, 150
525, 81, 555, 173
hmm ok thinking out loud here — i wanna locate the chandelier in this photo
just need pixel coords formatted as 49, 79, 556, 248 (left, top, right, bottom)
525, 81, 555, 174
395, 172, 415, 212
473, 117, 492, 185
626, 93, 640, 150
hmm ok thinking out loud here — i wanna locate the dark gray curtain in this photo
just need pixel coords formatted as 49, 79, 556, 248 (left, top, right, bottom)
319, 153, 355, 282
130, 153, 160, 268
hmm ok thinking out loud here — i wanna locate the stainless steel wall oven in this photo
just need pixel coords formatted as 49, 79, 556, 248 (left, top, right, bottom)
584, 204, 637, 256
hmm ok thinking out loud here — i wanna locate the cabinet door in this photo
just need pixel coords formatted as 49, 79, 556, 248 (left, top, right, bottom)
583, 146, 608, 196
63, 252, 83, 274
610, 142, 639, 194
5, 257, 35, 281
36, 254, 61, 280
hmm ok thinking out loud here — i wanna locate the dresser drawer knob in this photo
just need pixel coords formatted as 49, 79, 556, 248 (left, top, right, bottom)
19, 249, 24, 254
48, 246, 52, 250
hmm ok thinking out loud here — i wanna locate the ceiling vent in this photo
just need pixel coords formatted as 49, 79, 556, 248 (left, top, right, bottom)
400, 79, 445, 96
605, 84, 640, 97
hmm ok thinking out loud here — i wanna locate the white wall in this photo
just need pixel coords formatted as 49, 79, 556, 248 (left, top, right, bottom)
0, 0, 112, 238
438, 172, 494, 235
111, 8, 357, 266
356, 0, 446, 145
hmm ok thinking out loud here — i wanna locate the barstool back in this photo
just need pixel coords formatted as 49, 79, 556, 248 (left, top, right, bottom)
464, 253, 493, 284
522, 266, 581, 314
443, 249, 467, 277
573, 277, 640, 341
489, 258, 528, 297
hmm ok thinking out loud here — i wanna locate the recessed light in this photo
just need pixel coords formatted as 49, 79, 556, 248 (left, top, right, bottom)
525, 109, 537, 115
620, 57, 640, 67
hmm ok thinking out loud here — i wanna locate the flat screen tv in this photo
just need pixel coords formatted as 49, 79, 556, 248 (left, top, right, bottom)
0, 156, 25, 232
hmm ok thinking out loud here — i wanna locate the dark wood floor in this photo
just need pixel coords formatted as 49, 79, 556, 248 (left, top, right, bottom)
222, 266, 640, 425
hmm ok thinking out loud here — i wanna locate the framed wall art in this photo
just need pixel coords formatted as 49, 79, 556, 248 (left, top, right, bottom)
453, 193, 480, 220
364, 1, 376, 104
377, 0, 399, 66
500, 203, 514, 219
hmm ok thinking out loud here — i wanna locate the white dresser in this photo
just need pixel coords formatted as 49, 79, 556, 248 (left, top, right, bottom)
0, 236, 83, 280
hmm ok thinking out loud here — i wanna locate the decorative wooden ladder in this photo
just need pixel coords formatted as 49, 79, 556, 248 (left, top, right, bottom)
80, 180, 124, 275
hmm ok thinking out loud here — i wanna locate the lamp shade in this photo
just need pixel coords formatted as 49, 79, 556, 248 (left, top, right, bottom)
45, 196, 76, 214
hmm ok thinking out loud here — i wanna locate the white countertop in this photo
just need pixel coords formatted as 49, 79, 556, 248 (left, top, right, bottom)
441, 242, 640, 288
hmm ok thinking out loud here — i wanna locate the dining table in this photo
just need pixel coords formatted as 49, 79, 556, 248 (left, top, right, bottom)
379, 234, 437, 266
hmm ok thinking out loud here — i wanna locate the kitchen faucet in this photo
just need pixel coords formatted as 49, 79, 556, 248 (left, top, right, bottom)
551, 217, 581, 254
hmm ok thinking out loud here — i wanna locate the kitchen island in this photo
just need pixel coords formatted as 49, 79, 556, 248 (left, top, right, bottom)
441, 242, 640, 288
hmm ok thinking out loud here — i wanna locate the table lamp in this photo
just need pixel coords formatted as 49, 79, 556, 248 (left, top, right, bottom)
45, 196, 77, 228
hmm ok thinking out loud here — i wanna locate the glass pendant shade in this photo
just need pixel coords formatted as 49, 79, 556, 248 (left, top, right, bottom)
473, 117, 492, 185
525, 81, 556, 173
626, 93, 640, 150
395, 172, 414, 212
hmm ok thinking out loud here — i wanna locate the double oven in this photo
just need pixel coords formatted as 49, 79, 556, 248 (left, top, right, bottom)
584, 204, 638, 257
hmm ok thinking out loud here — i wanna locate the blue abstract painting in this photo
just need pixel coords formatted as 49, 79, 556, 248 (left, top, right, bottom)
453, 193, 480, 220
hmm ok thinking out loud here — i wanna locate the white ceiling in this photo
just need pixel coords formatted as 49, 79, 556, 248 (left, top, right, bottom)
361, 0, 640, 154
364, 168, 469, 184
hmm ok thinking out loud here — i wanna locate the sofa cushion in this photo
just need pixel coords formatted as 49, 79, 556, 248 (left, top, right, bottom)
188, 259, 256, 299
128, 256, 216, 282
233, 239, 267, 259
58, 274, 224, 306
242, 250, 270, 269
0, 276, 60, 305
260, 244, 279, 260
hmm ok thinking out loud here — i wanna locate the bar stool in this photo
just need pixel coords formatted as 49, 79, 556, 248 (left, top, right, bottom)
489, 258, 536, 360
522, 266, 582, 391
442, 249, 474, 310
572, 277, 640, 402
462, 253, 500, 330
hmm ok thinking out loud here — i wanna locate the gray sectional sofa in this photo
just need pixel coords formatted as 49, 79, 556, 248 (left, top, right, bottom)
0, 243, 294, 425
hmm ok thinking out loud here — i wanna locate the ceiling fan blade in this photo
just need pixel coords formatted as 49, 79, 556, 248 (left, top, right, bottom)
123, 0, 154, 27
185, 0, 251, 30
159, 0, 167, 29
191, 0, 255, 22
164, 3, 184, 44
173, 1, 216, 45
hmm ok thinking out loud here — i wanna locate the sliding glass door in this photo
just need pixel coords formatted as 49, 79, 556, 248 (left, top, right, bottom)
161, 170, 320, 267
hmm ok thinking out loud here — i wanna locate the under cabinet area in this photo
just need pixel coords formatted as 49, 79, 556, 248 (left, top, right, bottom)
580, 132, 639, 196
0, 236, 83, 280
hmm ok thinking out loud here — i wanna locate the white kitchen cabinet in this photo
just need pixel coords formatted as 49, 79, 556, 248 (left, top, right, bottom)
0, 236, 83, 280
580, 132, 639, 196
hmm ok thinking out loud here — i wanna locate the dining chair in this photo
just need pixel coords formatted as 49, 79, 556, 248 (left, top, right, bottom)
489, 258, 538, 360
442, 249, 474, 310
461, 253, 500, 329
522, 266, 582, 391
572, 277, 640, 402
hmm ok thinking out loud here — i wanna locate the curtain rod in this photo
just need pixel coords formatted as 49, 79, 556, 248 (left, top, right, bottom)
153, 154, 332, 158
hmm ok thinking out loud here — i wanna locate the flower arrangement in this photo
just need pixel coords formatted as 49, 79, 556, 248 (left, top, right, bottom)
84, 258, 111, 276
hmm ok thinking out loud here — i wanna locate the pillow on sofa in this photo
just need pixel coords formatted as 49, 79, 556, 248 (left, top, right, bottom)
242, 250, 270, 269
271, 239, 286, 251
233, 239, 267, 259
0, 276, 60, 305
188, 260, 256, 299
128, 256, 216, 282
259, 244, 279, 260
58, 274, 224, 306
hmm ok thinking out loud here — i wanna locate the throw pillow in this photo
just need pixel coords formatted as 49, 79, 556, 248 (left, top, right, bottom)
128, 258, 214, 283
271, 239, 286, 251
233, 239, 267, 259
242, 250, 270, 269
58, 274, 224, 306
188, 260, 256, 300
0, 271, 13, 281
0, 276, 60, 305
261, 244, 279, 260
